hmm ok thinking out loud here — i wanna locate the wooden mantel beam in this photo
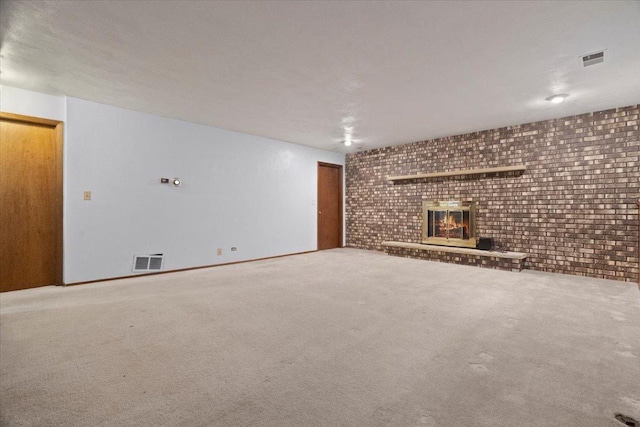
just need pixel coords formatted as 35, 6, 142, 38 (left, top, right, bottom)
387, 165, 526, 182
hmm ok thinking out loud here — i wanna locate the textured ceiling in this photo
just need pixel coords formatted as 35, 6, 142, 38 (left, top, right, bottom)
1, 1, 639, 152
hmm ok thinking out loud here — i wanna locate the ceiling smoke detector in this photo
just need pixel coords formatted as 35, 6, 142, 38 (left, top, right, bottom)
581, 51, 604, 67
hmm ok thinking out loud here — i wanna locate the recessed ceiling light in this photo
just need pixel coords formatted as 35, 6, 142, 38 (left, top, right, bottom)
344, 139, 352, 147
546, 94, 568, 104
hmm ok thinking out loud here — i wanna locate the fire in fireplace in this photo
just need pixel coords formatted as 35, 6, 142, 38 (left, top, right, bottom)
422, 201, 477, 248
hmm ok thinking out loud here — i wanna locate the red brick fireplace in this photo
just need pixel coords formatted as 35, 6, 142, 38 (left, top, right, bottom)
345, 105, 639, 282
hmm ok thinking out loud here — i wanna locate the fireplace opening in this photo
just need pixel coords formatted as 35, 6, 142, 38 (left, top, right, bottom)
423, 201, 477, 248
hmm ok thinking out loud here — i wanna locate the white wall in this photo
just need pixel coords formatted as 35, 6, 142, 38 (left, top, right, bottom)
2, 87, 344, 284
65, 98, 344, 283
0, 86, 66, 121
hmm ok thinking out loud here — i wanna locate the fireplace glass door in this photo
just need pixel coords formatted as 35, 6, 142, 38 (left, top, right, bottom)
423, 201, 476, 248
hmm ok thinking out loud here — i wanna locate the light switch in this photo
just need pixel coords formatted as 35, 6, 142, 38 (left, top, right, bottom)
83, 191, 91, 201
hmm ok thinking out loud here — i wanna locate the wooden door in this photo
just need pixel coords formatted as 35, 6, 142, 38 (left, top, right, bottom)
317, 162, 343, 250
0, 113, 63, 292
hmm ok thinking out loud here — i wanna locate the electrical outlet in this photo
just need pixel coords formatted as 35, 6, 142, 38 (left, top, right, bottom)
83, 191, 91, 201
231, 247, 237, 251
217, 248, 222, 256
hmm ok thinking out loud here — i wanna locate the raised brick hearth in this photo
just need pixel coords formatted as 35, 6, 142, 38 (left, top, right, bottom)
382, 241, 527, 272
346, 105, 639, 282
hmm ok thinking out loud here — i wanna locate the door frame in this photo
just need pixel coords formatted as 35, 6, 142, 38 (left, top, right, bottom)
1, 112, 64, 286
317, 161, 343, 250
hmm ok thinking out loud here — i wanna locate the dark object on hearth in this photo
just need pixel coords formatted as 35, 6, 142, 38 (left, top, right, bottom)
477, 238, 493, 251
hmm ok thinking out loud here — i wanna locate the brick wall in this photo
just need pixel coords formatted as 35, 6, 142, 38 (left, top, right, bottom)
345, 105, 639, 282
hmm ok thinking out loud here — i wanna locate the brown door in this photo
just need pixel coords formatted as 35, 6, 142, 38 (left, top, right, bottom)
0, 113, 63, 292
317, 162, 343, 250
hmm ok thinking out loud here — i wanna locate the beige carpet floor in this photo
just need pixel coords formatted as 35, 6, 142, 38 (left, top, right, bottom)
1, 248, 639, 427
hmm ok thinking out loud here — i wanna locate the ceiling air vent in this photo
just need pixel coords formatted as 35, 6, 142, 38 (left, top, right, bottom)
582, 51, 604, 67
133, 254, 164, 272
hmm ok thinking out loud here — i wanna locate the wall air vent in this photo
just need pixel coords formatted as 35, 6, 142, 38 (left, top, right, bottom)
133, 254, 164, 272
582, 51, 604, 67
